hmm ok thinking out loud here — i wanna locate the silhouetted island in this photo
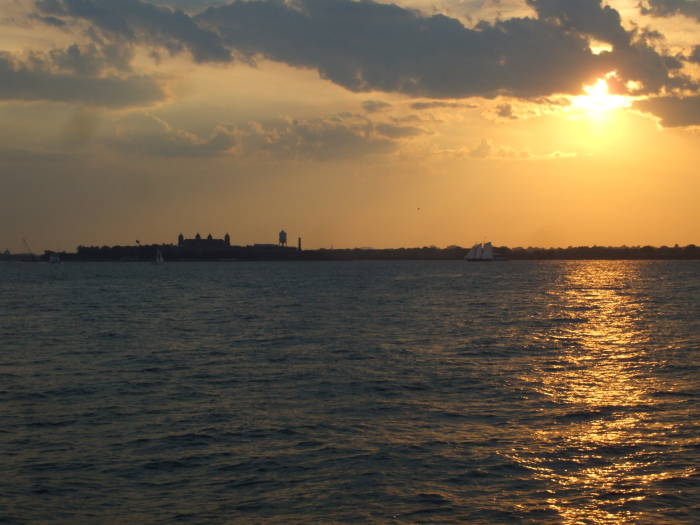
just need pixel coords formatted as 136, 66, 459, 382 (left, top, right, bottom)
4, 232, 698, 262
17, 237, 700, 263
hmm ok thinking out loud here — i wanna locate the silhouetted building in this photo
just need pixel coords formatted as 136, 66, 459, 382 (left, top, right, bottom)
279, 230, 287, 246
178, 232, 231, 250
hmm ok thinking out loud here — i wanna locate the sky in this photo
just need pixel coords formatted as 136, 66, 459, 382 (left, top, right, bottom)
1, 0, 699, 252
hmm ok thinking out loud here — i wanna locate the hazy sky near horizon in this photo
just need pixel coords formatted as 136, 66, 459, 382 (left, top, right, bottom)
1, 0, 700, 252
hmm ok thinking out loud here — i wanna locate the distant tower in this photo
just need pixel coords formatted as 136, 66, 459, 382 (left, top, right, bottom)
178, 233, 184, 247
298, 237, 302, 251
279, 230, 287, 246
224, 233, 230, 246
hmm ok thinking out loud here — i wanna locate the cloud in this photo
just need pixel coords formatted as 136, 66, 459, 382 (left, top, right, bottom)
30, 14, 67, 27
609, 36, 688, 93
35, 0, 231, 63
29, 0, 694, 102
391, 114, 424, 124
0, 50, 164, 107
527, 1, 690, 93
634, 95, 700, 127
362, 100, 392, 113
107, 112, 399, 159
375, 122, 426, 138
0, 147, 70, 163
496, 103, 517, 119
468, 138, 576, 159
480, 96, 567, 121
196, 0, 692, 97
639, 0, 700, 21
688, 45, 700, 64
195, 0, 609, 98
152, 0, 230, 11
527, 0, 629, 47
62, 107, 102, 147
235, 115, 398, 160
410, 101, 477, 110
469, 138, 494, 158
110, 113, 235, 156
48, 43, 133, 75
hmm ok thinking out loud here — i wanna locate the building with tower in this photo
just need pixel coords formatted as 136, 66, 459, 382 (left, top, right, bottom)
178, 232, 231, 250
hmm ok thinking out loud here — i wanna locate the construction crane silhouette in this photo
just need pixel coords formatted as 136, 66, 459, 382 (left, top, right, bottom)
22, 238, 34, 255
21, 238, 37, 261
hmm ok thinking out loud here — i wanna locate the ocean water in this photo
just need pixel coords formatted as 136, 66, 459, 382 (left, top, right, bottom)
1, 260, 699, 524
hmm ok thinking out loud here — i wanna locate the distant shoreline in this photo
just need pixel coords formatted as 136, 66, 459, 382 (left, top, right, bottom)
5, 244, 700, 262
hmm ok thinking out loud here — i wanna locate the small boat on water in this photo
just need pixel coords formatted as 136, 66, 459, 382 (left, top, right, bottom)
49, 253, 60, 264
154, 249, 165, 265
465, 242, 495, 261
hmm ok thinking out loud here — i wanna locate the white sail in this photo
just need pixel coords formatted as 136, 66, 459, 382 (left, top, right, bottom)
465, 241, 498, 261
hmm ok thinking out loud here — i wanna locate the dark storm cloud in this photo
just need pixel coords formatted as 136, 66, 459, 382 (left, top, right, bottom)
35, 0, 231, 63
634, 95, 700, 126
31, 0, 692, 99
0, 51, 164, 107
639, 0, 700, 21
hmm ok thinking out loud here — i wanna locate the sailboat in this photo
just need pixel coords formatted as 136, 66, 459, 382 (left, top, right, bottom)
154, 249, 165, 265
465, 242, 495, 261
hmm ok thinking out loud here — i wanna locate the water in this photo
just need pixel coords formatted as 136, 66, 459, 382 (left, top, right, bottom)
1, 260, 699, 523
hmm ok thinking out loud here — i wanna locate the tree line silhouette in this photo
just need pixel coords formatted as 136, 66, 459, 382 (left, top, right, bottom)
10, 243, 698, 261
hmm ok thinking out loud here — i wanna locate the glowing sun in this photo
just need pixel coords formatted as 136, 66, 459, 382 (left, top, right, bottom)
571, 76, 632, 117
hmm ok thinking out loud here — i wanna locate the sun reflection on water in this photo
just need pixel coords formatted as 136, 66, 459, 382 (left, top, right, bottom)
510, 262, 693, 524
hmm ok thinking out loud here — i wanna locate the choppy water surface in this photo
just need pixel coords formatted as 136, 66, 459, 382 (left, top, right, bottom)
1, 260, 699, 523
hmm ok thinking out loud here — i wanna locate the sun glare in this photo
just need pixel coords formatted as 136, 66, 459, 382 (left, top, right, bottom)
571, 76, 632, 118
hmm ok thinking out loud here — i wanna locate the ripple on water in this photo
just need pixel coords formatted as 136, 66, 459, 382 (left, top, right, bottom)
0, 260, 699, 523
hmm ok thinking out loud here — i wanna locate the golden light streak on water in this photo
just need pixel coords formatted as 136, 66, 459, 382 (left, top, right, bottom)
510, 262, 692, 524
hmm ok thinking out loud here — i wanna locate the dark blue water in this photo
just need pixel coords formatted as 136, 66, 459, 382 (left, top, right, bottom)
1, 260, 699, 523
